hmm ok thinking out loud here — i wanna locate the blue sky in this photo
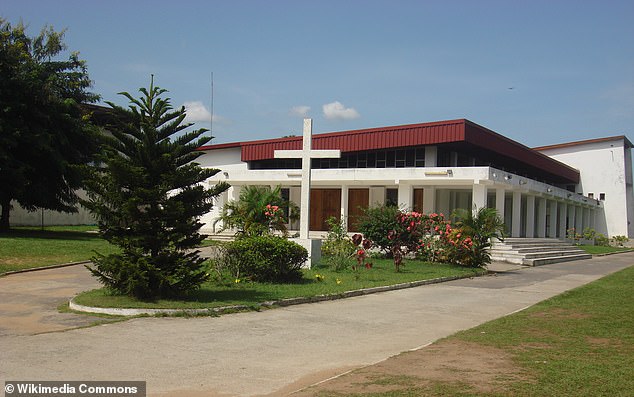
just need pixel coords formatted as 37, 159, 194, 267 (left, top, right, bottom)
3, 0, 633, 146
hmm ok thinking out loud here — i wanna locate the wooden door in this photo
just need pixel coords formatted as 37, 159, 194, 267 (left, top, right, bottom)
348, 188, 369, 231
310, 189, 341, 231
413, 189, 424, 213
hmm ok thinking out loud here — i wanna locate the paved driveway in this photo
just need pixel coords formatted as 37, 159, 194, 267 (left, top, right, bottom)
0, 253, 632, 397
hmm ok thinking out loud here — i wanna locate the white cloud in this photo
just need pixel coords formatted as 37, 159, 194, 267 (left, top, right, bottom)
290, 105, 311, 117
182, 101, 212, 123
322, 101, 360, 120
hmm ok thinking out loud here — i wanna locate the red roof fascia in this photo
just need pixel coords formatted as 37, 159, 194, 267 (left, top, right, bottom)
463, 120, 580, 183
239, 119, 467, 161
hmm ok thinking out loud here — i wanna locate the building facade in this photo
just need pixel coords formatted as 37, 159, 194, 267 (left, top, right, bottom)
198, 119, 625, 238
535, 136, 634, 237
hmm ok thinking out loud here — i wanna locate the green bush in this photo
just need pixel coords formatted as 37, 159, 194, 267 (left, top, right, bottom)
611, 235, 629, 247
595, 233, 610, 247
223, 235, 307, 282
357, 204, 401, 255
322, 217, 356, 271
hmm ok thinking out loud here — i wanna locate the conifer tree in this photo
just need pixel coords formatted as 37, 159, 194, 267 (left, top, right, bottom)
83, 78, 228, 299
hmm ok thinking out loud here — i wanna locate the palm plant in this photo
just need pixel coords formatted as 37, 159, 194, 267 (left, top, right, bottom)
217, 185, 298, 236
451, 207, 505, 267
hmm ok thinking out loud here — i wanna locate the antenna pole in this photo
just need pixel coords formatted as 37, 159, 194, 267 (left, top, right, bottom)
210, 71, 214, 140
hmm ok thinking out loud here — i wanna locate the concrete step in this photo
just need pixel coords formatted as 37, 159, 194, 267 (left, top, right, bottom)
490, 238, 592, 266
524, 253, 593, 266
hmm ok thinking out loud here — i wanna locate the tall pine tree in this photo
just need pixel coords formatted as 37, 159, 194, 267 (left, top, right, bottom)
83, 78, 228, 299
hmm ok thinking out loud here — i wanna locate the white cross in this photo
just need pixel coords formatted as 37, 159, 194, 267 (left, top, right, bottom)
274, 118, 340, 239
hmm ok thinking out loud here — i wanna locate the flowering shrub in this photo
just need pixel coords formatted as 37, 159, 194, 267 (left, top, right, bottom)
387, 211, 427, 272
351, 233, 373, 271
386, 207, 504, 269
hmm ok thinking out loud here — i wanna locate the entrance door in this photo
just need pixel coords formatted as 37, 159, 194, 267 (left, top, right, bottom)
348, 188, 369, 231
310, 189, 341, 231
413, 189, 424, 213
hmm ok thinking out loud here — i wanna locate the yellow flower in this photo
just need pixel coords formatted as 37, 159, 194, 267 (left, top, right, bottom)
234, 278, 241, 284
315, 274, 324, 282
336, 278, 342, 285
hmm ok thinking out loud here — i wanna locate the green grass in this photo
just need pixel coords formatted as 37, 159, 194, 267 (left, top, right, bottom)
1, 226, 218, 274
73, 258, 484, 309
0, 228, 118, 274
453, 264, 634, 396
312, 264, 634, 397
577, 244, 633, 255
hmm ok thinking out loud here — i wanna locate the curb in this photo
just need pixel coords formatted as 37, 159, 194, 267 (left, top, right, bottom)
69, 272, 485, 317
1, 261, 91, 277
592, 249, 634, 257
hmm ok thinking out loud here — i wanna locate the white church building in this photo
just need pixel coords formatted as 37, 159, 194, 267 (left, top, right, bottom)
197, 118, 633, 239
9, 118, 633, 240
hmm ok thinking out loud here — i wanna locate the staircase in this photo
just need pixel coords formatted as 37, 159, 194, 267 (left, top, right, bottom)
490, 238, 592, 266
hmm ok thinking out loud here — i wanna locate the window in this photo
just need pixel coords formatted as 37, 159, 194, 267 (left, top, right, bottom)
599, 193, 606, 201
386, 189, 398, 206
281, 188, 291, 219
588, 193, 594, 199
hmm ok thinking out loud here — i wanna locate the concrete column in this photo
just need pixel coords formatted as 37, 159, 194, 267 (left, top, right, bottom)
423, 186, 436, 214
583, 207, 590, 232
495, 188, 505, 221
512, 191, 522, 238
575, 206, 583, 232
437, 189, 450, 217
369, 186, 385, 206
228, 185, 241, 201
525, 195, 535, 238
559, 202, 567, 238
289, 186, 301, 231
549, 200, 558, 238
425, 146, 437, 167
537, 197, 547, 238
397, 183, 413, 211
567, 204, 576, 236
472, 184, 487, 213
340, 185, 349, 229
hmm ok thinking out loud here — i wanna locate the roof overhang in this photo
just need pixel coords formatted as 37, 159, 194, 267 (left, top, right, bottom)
199, 119, 580, 185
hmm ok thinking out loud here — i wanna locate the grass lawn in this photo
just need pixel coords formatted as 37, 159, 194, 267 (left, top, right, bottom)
310, 264, 634, 396
578, 244, 633, 255
73, 258, 485, 310
453, 264, 634, 396
1, 226, 218, 274
0, 228, 118, 274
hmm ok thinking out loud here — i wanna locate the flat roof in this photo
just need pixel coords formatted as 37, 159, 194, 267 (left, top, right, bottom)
534, 135, 633, 151
199, 118, 580, 184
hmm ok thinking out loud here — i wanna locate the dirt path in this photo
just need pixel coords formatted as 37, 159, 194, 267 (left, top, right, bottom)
0, 265, 109, 336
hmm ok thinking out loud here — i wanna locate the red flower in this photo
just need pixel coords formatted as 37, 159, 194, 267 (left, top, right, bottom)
362, 239, 373, 249
352, 233, 363, 245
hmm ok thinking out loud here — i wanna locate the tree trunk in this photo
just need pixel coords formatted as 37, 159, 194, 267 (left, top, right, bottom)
0, 198, 10, 232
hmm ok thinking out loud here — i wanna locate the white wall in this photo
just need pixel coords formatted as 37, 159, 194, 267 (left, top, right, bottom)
9, 190, 96, 226
537, 139, 633, 237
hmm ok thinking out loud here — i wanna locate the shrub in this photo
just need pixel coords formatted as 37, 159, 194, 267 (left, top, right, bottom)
322, 217, 356, 271
217, 185, 298, 237
611, 235, 629, 247
358, 204, 401, 255
223, 235, 307, 282
595, 233, 610, 247
582, 227, 597, 241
